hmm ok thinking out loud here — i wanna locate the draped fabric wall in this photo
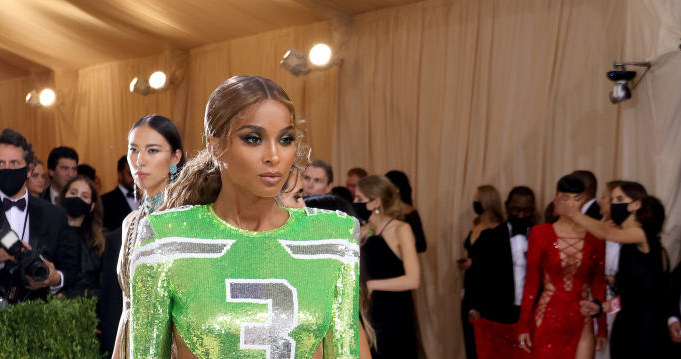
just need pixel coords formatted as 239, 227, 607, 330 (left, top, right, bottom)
336, 1, 625, 357
0, 1, 678, 358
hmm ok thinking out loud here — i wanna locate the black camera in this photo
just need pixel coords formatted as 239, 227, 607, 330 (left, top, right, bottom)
606, 70, 636, 82
1, 225, 49, 301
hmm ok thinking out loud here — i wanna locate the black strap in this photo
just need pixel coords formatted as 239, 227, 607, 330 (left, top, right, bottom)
377, 218, 394, 236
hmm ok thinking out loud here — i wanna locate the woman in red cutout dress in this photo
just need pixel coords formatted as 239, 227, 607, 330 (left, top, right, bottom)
517, 175, 606, 359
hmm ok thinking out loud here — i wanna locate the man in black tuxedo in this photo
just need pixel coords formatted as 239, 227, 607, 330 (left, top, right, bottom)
468, 186, 537, 325
102, 156, 138, 231
42, 146, 79, 205
0, 129, 78, 302
571, 170, 602, 220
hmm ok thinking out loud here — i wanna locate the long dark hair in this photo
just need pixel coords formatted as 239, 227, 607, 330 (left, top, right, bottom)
616, 181, 665, 251
58, 175, 105, 256
163, 75, 308, 208
385, 170, 413, 206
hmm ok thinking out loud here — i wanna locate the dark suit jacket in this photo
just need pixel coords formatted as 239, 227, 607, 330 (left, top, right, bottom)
468, 223, 520, 324
41, 188, 52, 204
97, 227, 123, 356
102, 187, 133, 232
0, 196, 79, 302
584, 200, 602, 220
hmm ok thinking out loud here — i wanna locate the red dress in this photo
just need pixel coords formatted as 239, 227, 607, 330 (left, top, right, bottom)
518, 224, 606, 358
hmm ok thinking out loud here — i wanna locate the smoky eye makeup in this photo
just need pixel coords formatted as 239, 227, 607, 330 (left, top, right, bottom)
238, 132, 262, 145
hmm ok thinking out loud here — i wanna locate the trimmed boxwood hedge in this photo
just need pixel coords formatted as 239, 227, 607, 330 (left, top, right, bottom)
0, 296, 105, 359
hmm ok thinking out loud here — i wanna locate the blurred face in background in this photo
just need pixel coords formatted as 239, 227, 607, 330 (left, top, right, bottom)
118, 162, 135, 190
50, 158, 77, 191
279, 170, 304, 208
303, 166, 331, 196
27, 162, 49, 197
346, 174, 361, 198
598, 187, 612, 218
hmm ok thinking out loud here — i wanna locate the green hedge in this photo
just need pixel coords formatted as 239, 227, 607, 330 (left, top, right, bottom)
0, 296, 106, 359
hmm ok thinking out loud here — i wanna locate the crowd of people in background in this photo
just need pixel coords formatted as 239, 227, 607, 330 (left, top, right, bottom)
1, 118, 679, 358
459, 171, 680, 358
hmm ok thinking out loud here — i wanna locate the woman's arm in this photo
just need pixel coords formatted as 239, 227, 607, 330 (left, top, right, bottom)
112, 211, 136, 359
111, 295, 128, 359
556, 202, 646, 245
367, 223, 420, 292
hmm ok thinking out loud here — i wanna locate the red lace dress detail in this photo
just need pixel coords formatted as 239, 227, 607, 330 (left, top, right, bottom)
519, 224, 606, 358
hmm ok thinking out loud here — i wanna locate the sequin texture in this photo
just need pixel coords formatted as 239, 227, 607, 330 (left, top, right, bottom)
129, 205, 360, 358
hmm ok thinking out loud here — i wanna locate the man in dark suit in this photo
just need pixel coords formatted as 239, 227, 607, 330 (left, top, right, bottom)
97, 227, 123, 355
102, 156, 138, 231
42, 146, 79, 204
468, 186, 537, 324
572, 170, 602, 220
0, 129, 78, 303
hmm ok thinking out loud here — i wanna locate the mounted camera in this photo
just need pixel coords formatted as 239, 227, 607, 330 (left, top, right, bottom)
606, 61, 651, 104
0, 224, 49, 302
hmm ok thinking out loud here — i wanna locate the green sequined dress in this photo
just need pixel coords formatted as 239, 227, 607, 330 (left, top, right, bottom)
129, 204, 360, 359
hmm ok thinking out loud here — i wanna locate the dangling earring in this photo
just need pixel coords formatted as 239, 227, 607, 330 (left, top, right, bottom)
169, 164, 178, 182
374, 208, 380, 214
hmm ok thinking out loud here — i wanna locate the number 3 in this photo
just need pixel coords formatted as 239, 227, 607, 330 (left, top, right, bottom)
226, 279, 298, 359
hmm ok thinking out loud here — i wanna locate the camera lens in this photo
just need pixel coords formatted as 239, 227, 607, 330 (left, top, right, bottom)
28, 260, 49, 282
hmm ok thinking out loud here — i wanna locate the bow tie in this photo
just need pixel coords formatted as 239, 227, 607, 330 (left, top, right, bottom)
510, 225, 528, 237
125, 191, 135, 199
2, 197, 26, 212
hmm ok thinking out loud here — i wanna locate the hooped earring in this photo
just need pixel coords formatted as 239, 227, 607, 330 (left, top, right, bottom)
169, 163, 178, 182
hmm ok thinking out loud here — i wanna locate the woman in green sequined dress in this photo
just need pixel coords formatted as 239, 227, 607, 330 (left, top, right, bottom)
111, 114, 184, 359
127, 76, 359, 359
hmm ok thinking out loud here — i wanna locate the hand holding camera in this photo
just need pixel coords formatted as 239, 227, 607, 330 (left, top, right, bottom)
1, 224, 52, 301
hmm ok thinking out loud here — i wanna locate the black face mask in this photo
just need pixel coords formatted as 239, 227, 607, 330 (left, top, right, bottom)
0, 166, 28, 197
508, 214, 533, 236
610, 203, 631, 225
61, 197, 92, 218
473, 201, 484, 215
352, 202, 373, 223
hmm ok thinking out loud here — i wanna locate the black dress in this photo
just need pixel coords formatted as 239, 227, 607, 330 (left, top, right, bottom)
461, 232, 478, 359
610, 242, 668, 358
62, 226, 102, 298
361, 227, 418, 359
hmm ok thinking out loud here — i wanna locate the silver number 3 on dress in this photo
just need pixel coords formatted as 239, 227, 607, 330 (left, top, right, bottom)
226, 279, 299, 359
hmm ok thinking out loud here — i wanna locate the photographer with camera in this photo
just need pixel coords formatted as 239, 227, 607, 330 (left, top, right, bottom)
0, 129, 78, 303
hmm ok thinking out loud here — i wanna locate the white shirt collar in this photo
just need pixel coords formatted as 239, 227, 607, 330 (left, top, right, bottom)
581, 198, 597, 214
118, 184, 131, 196
49, 186, 60, 204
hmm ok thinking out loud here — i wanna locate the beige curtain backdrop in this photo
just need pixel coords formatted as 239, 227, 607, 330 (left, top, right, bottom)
0, 1, 678, 358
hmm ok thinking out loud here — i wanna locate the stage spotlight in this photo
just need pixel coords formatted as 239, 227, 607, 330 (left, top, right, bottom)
39, 89, 56, 107
309, 43, 332, 67
606, 61, 650, 104
281, 48, 310, 76
149, 71, 167, 89
25, 91, 38, 105
129, 77, 138, 93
